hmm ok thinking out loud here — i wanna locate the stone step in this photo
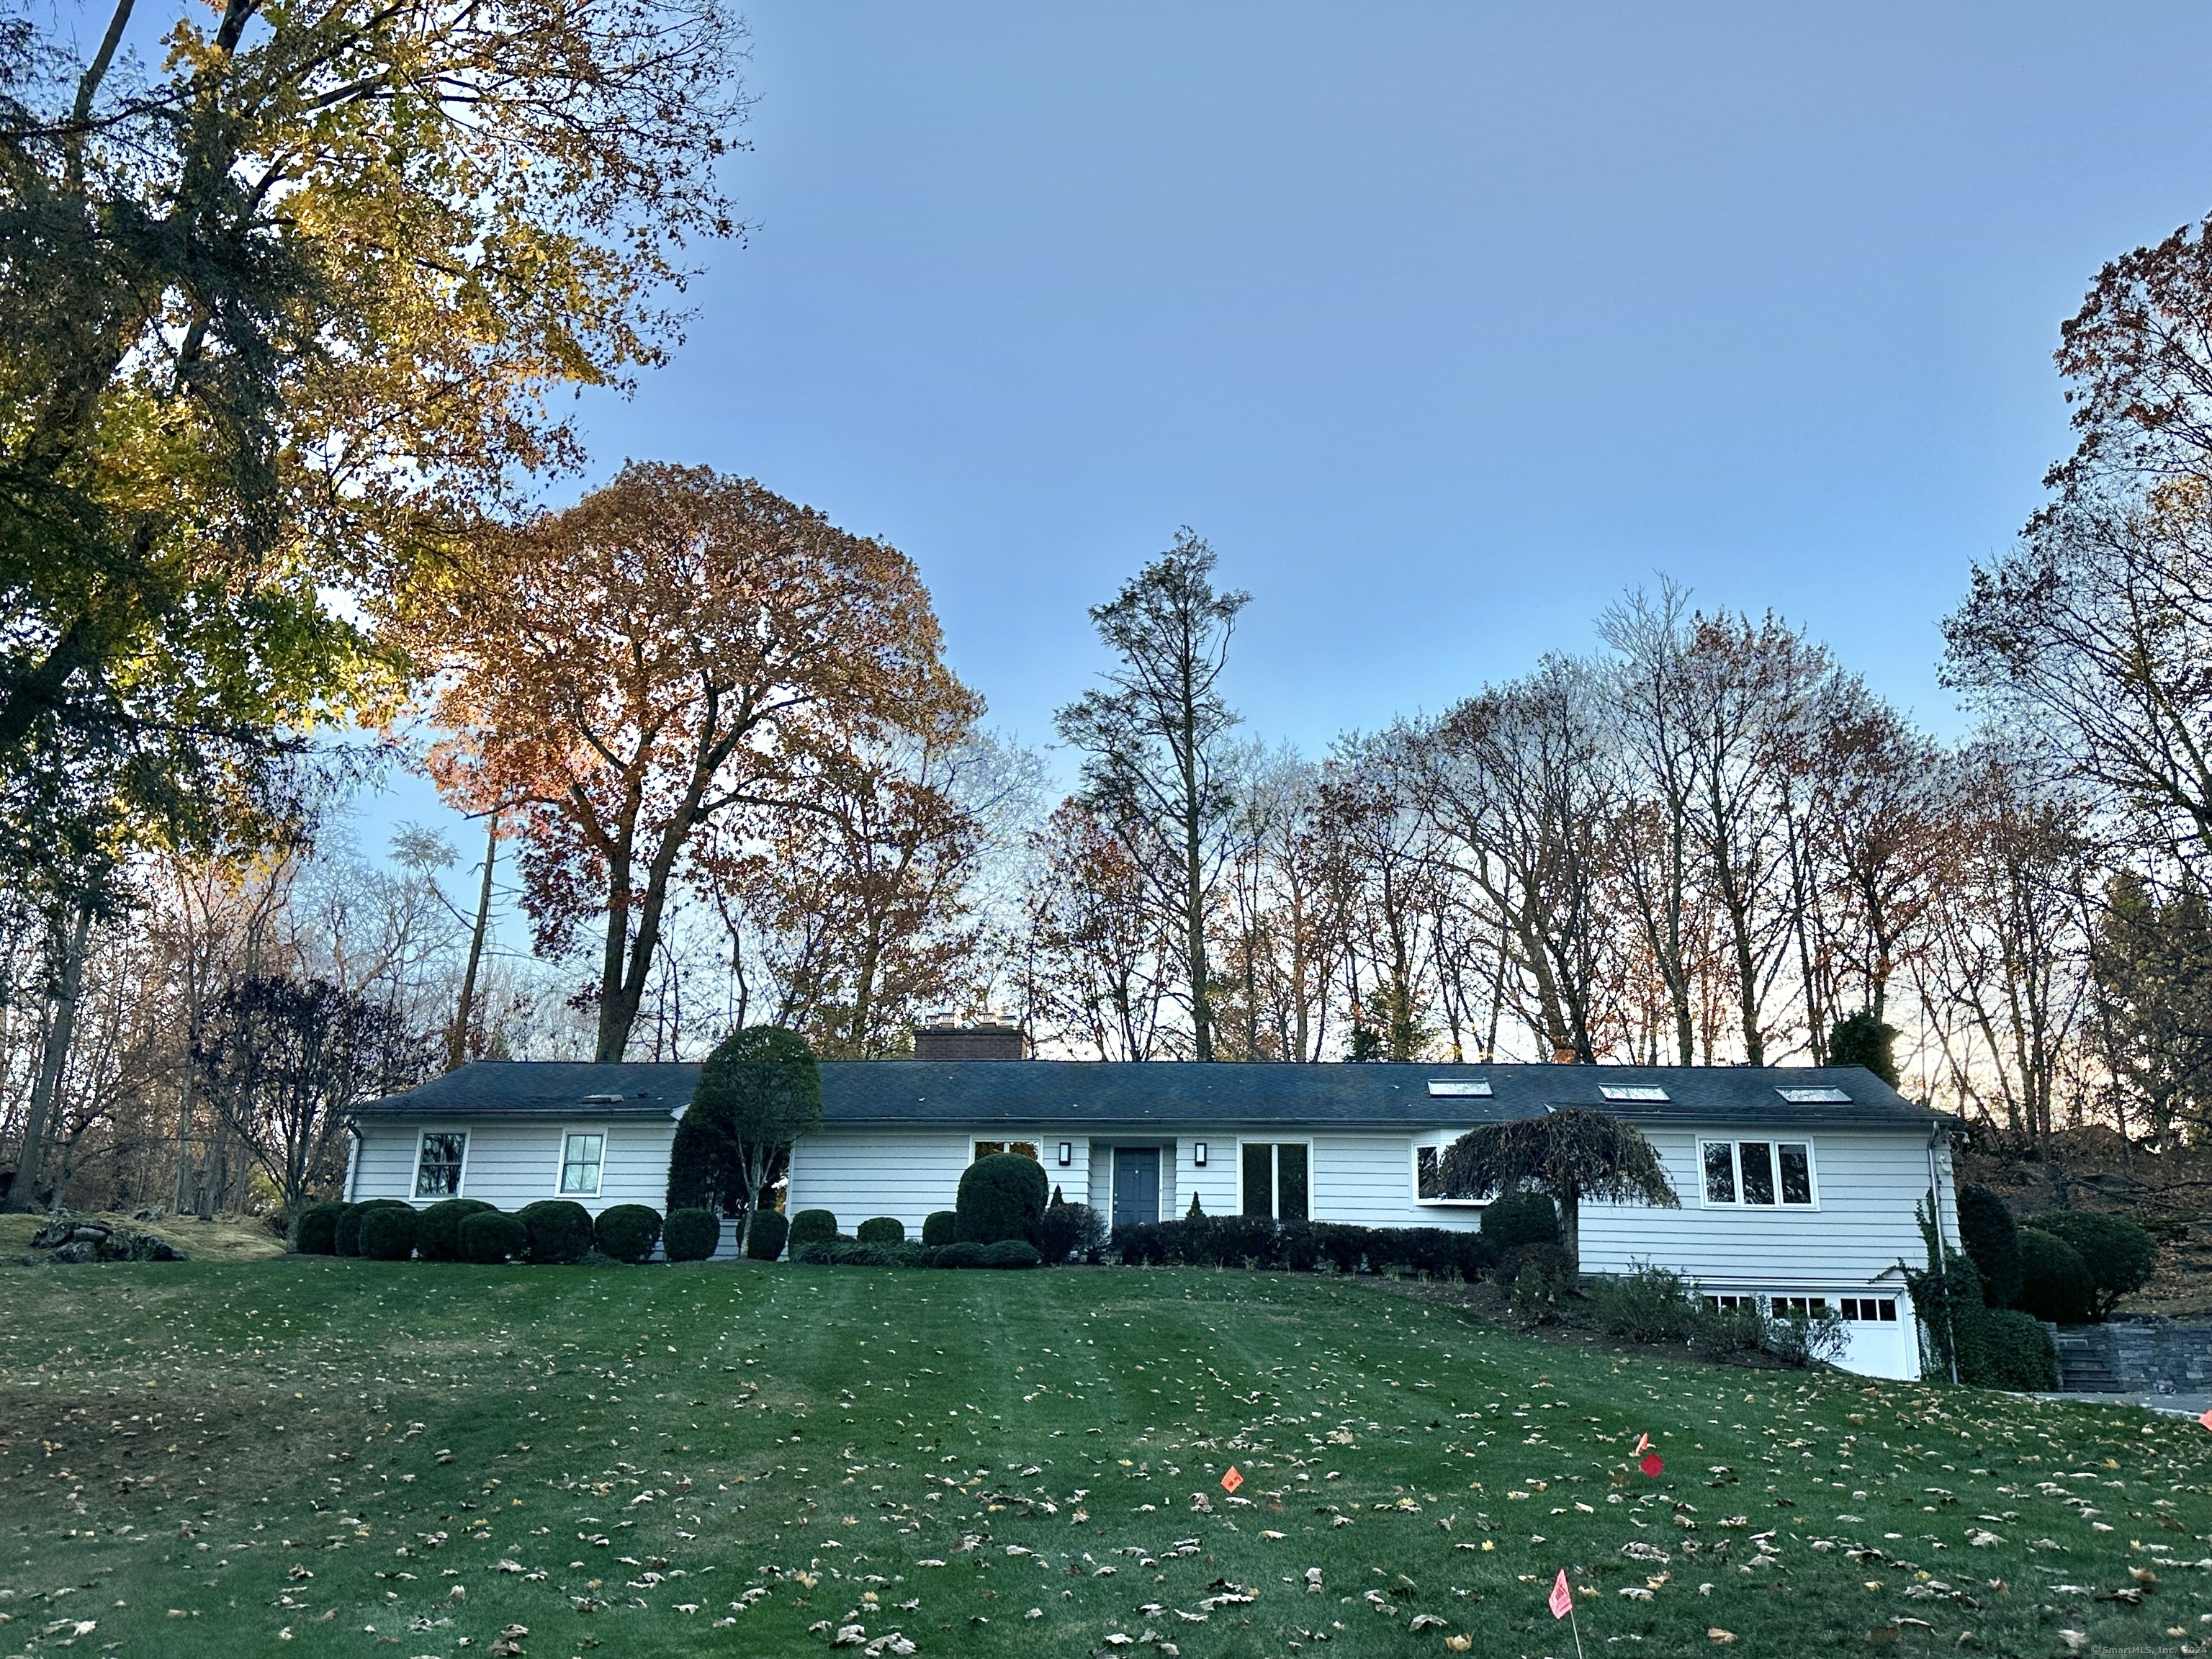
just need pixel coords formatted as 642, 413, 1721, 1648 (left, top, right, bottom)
2049, 1333, 2122, 1392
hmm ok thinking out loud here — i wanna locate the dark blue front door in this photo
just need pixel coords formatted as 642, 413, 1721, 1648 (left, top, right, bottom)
1112, 1147, 1160, 1228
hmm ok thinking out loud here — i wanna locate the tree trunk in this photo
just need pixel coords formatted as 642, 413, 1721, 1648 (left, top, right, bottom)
1559, 1189, 1581, 1277
448, 812, 500, 1071
4, 899, 92, 1213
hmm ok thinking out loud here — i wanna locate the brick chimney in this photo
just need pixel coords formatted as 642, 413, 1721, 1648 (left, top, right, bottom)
912, 1012, 1026, 1061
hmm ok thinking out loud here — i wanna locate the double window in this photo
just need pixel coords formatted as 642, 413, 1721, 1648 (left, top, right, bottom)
1241, 1142, 1309, 1222
1699, 1138, 1815, 1208
413, 1131, 467, 1197
559, 1131, 605, 1197
974, 1141, 1039, 1161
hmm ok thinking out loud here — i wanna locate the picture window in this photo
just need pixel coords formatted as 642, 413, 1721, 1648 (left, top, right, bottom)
1414, 1143, 1480, 1205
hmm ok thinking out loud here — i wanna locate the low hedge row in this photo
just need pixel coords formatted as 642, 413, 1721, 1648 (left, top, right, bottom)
1112, 1215, 1500, 1279
791, 1238, 1043, 1270
298, 1198, 706, 1264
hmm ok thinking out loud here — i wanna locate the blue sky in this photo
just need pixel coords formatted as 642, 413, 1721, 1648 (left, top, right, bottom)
360, 1, 2212, 841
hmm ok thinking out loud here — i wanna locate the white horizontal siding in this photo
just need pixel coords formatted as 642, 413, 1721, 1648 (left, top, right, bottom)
1311, 1130, 1485, 1229
346, 1118, 675, 1215
1577, 1125, 1954, 1290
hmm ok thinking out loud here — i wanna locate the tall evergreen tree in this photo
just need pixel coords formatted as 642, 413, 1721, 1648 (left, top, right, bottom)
1056, 531, 1249, 1061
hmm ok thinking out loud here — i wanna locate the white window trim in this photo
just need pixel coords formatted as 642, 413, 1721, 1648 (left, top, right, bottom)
1696, 1136, 1820, 1211
1410, 1137, 1485, 1208
413, 1127, 470, 1200
557, 1125, 608, 1198
1235, 1137, 1313, 1222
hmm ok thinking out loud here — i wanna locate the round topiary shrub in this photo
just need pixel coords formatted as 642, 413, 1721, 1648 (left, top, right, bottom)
1957, 1306, 2059, 1389
459, 1210, 527, 1264
981, 1239, 1042, 1269
856, 1215, 905, 1245
295, 1202, 347, 1256
956, 1153, 1048, 1245
1480, 1191, 1558, 1256
2015, 1226, 2097, 1324
336, 1198, 412, 1257
415, 1197, 497, 1264
358, 1205, 421, 1261
595, 1204, 664, 1264
517, 1199, 594, 1264
2031, 1212, 2158, 1318
788, 1208, 839, 1248
935, 1240, 987, 1269
664, 1208, 720, 1262
745, 1208, 789, 1261
922, 1210, 957, 1248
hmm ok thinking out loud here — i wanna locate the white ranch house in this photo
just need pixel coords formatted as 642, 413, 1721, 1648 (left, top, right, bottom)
345, 1036, 1959, 1382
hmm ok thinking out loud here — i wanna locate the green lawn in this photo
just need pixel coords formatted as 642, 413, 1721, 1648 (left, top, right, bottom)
3, 1261, 2210, 1659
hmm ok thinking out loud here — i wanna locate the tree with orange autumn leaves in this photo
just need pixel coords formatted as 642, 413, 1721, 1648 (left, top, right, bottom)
396, 463, 977, 1061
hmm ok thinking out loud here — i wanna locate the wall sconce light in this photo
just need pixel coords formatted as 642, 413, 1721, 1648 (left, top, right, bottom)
1193, 1141, 1208, 1166
1057, 1142, 1072, 1166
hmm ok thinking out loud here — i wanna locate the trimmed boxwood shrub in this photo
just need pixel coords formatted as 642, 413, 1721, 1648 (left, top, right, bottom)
922, 1210, 958, 1247
934, 1240, 988, 1269
957, 1153, 1048, 1244
1958, 1305, 2059, 1389
336, 1198, 412, 1257
1957, 1185, 2023, 1307
359, 1205, 421, 1260
664, 1208, 720, 1262
2015, 1226, 2097, 1324
595, 1204, 664, 1264
797, 1239, 932, 1268
1480, 1191, 1558, 1255
788, 1208, 840, 1249
459, 1210, 527, 1264
295, 1202, 347, 1255
415, 1197, 497, 1264
856, 1215, 906, 1245
517, 1200, 594, 1265
745, 1208, 789, 1261
2031, 1212, 2158, 1318
981, 1239, 1042, 1269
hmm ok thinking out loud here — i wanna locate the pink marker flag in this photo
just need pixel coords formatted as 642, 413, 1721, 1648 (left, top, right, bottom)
2199, 1408, 2212, 1434
1634, 1432, 1650, 1455
1550, 1568, 1573, 1620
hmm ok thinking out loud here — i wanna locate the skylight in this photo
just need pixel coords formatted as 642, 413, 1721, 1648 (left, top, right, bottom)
1427, 1079, 1493, 1097
1599, 1084, 1670, 1102
1776, 1086, 1852, 1104
581, 1092, 625, 1103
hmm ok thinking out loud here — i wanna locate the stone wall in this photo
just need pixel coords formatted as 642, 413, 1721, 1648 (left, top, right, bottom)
2049, 1316, 2212, 1393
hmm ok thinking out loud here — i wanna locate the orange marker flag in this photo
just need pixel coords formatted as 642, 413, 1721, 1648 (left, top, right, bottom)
1634, 1432, 1650, 1455
1220, 1465, 1244, 1494
1550, 1568, 1573, 1619
2199, 1408, 2212, 1433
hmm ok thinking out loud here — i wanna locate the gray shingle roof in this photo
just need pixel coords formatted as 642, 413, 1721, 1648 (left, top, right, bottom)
351, 1058, 1935, 1130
